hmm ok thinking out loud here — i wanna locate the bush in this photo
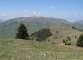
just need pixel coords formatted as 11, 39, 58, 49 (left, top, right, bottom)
62, 37, 71, 45
67, 36, 71, 41
72, 26, 76, 29
63, 39, 66, 43
75, 36, 76, 38
66, 39, 68, 42
56, 31, 58, 33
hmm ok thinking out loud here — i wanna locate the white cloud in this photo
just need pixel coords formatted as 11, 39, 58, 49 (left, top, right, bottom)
75, 13, 78, 16
33, 12, 37, 14
23, 10, 28, 13
51, 6, 55, 9
32, 12, 41, 17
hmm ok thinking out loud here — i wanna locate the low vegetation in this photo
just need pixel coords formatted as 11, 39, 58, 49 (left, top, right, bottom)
72, 26, 83, 32
62, 37, 71, 45
0, 39, 83, 60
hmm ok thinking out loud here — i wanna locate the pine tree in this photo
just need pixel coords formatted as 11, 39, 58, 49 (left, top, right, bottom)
76, 34, 83, 47
15, 23, 29, 39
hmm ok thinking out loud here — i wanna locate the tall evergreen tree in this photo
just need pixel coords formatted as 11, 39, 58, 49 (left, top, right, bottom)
15, 23, 29, 39
76, 34, 83, 47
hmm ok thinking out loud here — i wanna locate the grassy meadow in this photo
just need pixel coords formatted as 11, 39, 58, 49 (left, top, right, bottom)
0, 39, 83, 60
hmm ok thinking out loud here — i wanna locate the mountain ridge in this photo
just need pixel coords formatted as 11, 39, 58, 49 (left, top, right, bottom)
0, 17, 83, 39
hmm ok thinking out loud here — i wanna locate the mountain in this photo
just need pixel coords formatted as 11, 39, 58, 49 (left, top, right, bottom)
0, 17, 70, 39
0, 17, 83, 39
74, 20, 83, 24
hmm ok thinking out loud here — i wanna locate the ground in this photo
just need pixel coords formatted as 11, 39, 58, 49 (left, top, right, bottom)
0, 39, 83, 60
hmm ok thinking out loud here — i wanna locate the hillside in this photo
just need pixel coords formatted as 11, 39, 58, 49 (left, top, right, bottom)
0, 39, 83, 60
0, 17, 83, 39
30, 26, 83, 46
46, 26, 83, 46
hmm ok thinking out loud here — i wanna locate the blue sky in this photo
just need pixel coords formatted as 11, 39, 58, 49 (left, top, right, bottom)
0, 0, 83, 22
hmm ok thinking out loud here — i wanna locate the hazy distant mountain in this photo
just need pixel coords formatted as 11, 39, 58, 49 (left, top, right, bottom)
74, 20, 83, 24
0, 17, 83, 39
0, 19, 5, 22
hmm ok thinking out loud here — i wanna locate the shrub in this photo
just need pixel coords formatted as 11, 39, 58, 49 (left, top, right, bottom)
67, 36, 71, 41
56, 31, 58, 33
63, 39, 66, 43
75, 36, 76, 38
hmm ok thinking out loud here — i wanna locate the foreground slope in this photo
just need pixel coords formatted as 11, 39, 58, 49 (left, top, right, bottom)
0, 39, 83, 60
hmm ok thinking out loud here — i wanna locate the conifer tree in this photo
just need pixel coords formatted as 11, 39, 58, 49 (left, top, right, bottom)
76, 34, 83, 47
15, 23, 29, 39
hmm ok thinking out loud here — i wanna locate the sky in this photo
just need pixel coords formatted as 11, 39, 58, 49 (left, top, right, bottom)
0, 0, 83, 22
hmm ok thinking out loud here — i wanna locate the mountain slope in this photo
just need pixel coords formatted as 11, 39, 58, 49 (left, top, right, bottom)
0, 17, 83, 39
0, 17, 70, 39
29, 26, 83, 46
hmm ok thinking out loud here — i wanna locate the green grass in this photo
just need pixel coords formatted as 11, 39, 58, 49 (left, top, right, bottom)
47, 26, 83, 46
0, 39, 83, 60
